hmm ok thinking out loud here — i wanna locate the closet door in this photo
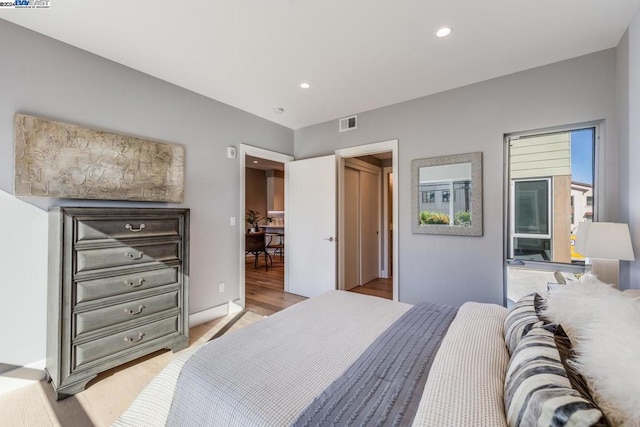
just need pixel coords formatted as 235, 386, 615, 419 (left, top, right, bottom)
360, 170, 380, 284
344, 167, 360, 290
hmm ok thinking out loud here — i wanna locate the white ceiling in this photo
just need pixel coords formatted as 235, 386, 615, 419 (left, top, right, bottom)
246, 155, 284, 171
1, 0, 639, 130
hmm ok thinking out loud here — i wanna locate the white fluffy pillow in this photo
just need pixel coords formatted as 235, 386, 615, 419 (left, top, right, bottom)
570, 294, 640, 425
542, 281, 619, 341
544, 283, 640, 425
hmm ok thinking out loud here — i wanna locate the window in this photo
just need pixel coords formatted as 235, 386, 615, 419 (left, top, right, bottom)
505, 125, 597, 304
507, 127, 595, 264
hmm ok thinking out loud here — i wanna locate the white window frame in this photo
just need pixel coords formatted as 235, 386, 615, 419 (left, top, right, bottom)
503, 121, 601, 281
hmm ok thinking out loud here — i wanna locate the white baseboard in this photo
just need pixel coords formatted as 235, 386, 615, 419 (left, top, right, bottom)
188, 302, 230, 327
229, 299, 243, 314
0, 359, 46, 396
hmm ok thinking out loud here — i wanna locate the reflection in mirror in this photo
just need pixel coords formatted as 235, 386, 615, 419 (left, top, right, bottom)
418, 163, 472, 226
411, 152, 482, 236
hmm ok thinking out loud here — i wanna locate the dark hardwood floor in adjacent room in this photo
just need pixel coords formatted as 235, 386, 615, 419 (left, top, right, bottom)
245, 252, 285, 290
348, 278, 393, 300
245, 254, 306, 316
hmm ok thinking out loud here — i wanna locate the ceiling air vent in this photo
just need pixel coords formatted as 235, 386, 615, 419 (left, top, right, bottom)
339, 115, 357, 132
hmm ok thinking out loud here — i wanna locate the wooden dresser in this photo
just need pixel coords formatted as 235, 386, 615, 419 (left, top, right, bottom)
46, 207, 189, 399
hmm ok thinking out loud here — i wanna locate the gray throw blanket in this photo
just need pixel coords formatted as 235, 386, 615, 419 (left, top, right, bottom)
293, 302, 457, 427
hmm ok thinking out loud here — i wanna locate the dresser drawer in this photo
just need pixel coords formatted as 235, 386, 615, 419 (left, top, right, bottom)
76, 242, 180, 273
75, 291, 179, 336
74, 316, 179, 369
75, 267, 179, 303
76, 218, 180, 242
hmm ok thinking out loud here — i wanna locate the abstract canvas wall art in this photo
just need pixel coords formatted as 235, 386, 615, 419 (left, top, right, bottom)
14, 114, 184, 202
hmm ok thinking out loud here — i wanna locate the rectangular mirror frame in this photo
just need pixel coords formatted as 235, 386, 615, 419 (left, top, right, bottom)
411, 152, 483, 236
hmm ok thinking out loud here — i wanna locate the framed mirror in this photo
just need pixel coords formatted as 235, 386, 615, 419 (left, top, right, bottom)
411, 152, 483, 236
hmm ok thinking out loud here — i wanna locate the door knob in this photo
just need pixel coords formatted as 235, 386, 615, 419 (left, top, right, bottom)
323, 237, 337, 242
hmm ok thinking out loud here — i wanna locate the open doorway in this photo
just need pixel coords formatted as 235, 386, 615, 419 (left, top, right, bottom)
336, 140, 398, 301
245, 154, 295, 315
239, 145, 297, 314
245, 155, 285, 270
341, 154, 393, 300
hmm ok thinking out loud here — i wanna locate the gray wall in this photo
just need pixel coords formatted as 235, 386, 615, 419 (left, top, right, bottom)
617, 31, 631, 288
626, 11, 640, 288
295, 49, 620, 306
0, 20, 293, 366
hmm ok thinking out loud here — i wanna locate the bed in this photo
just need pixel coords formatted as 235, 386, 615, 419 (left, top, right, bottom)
114, 287, 640, 426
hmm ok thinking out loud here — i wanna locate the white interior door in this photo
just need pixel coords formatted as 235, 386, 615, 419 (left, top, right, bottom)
286, 155, 337, 297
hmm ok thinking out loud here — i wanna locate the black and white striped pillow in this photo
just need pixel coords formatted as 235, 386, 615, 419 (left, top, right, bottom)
505, 325, 608, 426
504, 293, 546, 355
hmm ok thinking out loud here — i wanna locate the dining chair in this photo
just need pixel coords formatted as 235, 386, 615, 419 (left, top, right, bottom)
246, 231, 271, 271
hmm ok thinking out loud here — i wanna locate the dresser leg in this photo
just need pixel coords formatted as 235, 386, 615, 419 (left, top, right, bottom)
168, 337, 189, 353
51, 374, 97, 400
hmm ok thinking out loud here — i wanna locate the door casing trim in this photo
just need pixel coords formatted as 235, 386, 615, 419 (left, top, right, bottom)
239, 144, 294, 308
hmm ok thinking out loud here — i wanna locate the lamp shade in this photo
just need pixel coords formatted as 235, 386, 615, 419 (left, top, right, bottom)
575, 222, 635, 261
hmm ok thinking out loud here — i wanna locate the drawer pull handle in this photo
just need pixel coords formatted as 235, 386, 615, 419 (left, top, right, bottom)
124, 278, 146, 288
124, 305, 145, 315
125, 223, 146, 232
124, 332, 145, 343
124, 251, 144, 260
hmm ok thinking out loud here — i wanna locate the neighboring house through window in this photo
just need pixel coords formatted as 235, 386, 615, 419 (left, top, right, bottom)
505, 125, 597, 303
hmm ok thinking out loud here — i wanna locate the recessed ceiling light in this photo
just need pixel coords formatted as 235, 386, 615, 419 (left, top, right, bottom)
253, 160, 259, 164
300, 82, 311, 89
436, 27, 452, 38
273, 107, 284, 114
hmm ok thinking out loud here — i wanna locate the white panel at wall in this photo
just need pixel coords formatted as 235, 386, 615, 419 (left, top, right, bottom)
0, 191, 47, 366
